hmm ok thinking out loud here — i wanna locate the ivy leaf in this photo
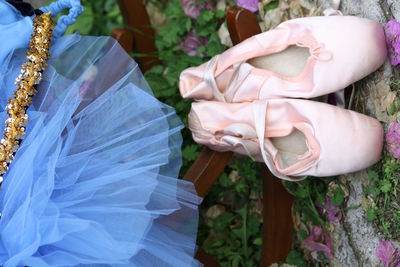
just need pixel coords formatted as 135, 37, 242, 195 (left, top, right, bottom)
294, 185, 310, 199
235, 179, 247, 194
198, 10, 214, 25
232, 228, 244, 239
330, 187, 345, 206
182, 145, 199, 161
219, 173, 233, 188
165, 0, 185, 18
299, 229, 309, 241
213, 212, 235, 232
285, 250, 307, 266
247, 216, 260, 237
301, 206, 323, 226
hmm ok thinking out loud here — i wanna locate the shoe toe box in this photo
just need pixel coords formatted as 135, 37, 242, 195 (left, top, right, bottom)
310, 106, 383, 176
300, 16, 387, 94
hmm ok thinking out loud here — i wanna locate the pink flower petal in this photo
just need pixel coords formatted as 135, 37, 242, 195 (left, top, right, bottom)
384, 19, 400, 66
181, 0, 214, 19
376, 240, 396, 267
386, 122, 400, 159
178, 29, 207, 57
326, 196, 342, 223
237, 0, 259, 13
302, 226, 334, 261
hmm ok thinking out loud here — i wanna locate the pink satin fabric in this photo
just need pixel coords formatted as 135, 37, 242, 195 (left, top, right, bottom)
189, 99, 383, 180
180, 16, 386, 102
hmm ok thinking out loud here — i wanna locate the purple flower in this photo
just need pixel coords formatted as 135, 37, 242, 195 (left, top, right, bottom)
302, 226, 334, 261
181, 0, 214, 19
315, 201, 324, 216
315, 196, 342, 223
326, 196, 342, 223
386, 122, 400, 159
376, 240, 400, 267
384, 19, 400, 66
237, 0, 259, 13
393, 251, 400, 267
179, 29, 207, 57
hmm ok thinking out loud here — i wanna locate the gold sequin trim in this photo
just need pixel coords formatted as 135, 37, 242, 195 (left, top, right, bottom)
0, 13, 54, 192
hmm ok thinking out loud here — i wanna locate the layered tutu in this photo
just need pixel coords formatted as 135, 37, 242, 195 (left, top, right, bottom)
0, 2, 201, 266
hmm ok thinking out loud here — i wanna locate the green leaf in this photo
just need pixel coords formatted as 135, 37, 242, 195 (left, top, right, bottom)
247, 216, 260, 237
366, 208, 377, 222
235, 179, 247, 194
264, 0, 280, 12
232, 228, 243, 239
301, 205, 324, 226
213, 212, 235, 232
198, 10, 214, 25
232, 255, 241, 267
215, 10, 225, 19
146, 65, 164, 75
294, 185, 310, 199
252, 237, 262, 246
380, 179, 392, 194
368, 170, 380, 181
165, 0, 185, 18
185, 18, 192, 31
210, 238, 225, 248
197, 45, 206, 54
299, 229, 309, 241
316, 195, 325, 209
182, 145, 199, 161
66, 3, 94, 35
104, 0, 115, 12
285, 250, 306, 266
330, 187, 345, 206
389, 103, 396, 115
369, 185, 381, 198
219, 173, 233, 187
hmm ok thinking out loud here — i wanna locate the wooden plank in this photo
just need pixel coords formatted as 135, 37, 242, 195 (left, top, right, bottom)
183, 147, 232, 198
111, 28, 134, 53
226, 7, 294, 266
260, 166, 294, 266
116, 0, 160, 72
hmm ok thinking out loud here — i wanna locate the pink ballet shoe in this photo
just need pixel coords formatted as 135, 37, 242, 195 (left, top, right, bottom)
189, 99, 383, 180
180, 16, 386, 102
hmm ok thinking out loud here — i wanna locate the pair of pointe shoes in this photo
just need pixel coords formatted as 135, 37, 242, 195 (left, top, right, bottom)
179, 16, 386, 181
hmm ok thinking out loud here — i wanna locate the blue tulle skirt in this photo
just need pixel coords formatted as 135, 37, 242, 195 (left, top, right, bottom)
0, 34, 201, 266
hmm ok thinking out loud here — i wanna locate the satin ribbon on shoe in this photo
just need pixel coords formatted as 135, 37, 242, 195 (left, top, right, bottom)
204, 40, 333, 103
217, 100, 320, 181
205, 55, 253, 103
